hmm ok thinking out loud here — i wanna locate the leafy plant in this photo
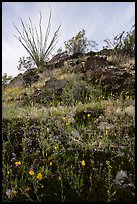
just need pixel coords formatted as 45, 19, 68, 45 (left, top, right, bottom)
64, 29, 98, 55
17, 56, 35, 71
2, 73, 13, 89
103, 25, 135, 57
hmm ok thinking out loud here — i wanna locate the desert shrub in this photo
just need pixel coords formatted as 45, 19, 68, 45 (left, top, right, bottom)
64, 29, 98, 55
103, 25, 135, 58
2, 73, 13, 90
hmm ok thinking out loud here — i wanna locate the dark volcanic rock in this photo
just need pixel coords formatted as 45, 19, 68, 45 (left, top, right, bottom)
74, 109, 104, 125
71, 52, 83, 59
32, 78, 70, 106
47, 52, 69, 69
32, 89, 48, 104
84, 64, 135, 97
47, 52, 84, 69
9, 73, 23, 87
85, 55, 109, 70
23, 68, 40, 86
45, 77, 69, 91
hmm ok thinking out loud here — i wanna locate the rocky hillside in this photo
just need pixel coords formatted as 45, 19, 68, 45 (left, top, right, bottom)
9, 49, 135, 101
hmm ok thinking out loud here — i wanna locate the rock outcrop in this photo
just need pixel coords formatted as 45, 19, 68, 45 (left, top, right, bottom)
9, 73, 23, 87
22, 68, 40, 86
8, 48, 135, 99
47, 52, 69, 69
84, 63, 135, 97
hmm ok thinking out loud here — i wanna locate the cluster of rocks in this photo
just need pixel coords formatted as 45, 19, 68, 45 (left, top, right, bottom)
46, 52, 69, 69
9, 68, 40, 87
27, 77, 70, 106
84, 64, 134, 97
46, 51, 85, 69
31, 76, 90, 106
74, 108, 104, 125
9, 73, 24, 87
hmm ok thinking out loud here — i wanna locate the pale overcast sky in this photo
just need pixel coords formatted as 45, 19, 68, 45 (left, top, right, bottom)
2, 2, 135, 77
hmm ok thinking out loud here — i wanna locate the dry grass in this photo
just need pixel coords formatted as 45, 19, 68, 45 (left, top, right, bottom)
107, 53, 135, 69
57, 72, 77, 80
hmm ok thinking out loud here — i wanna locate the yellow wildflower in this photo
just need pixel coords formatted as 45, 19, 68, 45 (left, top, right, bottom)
81, 160, 86, 167
29, 170, 35, 176
106, 160, 112, 168
126, 95, 130, 99
87, 114, 91, 117
106, 129, 109, 135
15, 161, 21, 166
50, 161, 52, 166
54, 145, 58, 150
7, 169, 11, 175
58, 175, 62, 181
37, 173, 43, 181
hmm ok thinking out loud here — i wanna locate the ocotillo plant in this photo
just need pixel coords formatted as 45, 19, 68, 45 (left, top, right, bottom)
14, 9, 61, 69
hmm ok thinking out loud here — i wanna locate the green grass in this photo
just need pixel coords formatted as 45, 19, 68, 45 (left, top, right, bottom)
2, 69, 135, 202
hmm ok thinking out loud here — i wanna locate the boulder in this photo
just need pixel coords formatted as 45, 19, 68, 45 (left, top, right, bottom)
45, 77, 69, 91
85, 55, 109, 70
84, 63, 135, 97
32, 89, 48, 105
74, 108, 104, 125
32, 78, 69, 105
23, 68, 39, 86
97, 48, 114, 56
9, 73, 23, 87
85, 50, 96, 57
47, 52, 69, 69
71, 52, 83, 59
